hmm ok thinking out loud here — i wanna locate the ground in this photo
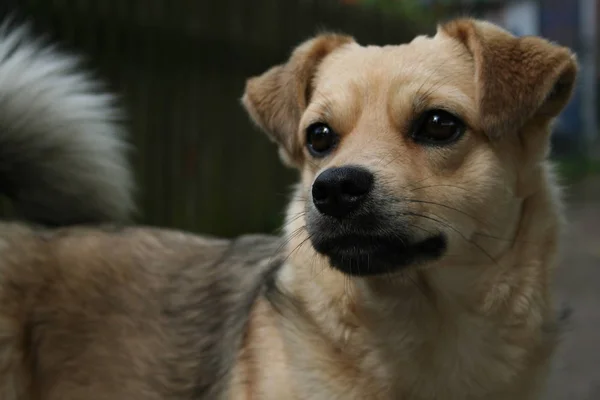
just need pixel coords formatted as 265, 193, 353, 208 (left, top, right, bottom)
547, 174, 600, 399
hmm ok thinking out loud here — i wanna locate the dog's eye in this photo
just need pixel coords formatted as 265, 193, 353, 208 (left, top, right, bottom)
412, 110, 465, 145
306, 123, 337, 157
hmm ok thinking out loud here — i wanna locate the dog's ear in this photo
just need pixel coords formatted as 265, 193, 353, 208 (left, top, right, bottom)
242, 34, 355, 167
439, 19, 578, 138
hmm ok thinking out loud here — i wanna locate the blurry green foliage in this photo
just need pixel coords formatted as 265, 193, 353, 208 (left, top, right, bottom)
555, 156, 600, 184
351, 0, 435, 24
346, 0, 507, 23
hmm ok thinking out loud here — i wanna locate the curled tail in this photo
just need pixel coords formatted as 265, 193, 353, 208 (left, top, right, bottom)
0, 22, 134, 226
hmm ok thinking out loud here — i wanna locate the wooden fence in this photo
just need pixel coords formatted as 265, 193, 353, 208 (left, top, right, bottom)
8, 0, 421, 237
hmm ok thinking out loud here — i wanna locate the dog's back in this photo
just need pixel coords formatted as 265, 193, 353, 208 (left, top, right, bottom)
0, 22, 282, 400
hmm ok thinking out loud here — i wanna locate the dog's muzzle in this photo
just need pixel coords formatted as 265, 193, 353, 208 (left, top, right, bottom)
307, 165, 446, 276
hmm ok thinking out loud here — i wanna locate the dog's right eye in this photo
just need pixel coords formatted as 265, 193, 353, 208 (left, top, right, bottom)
306, 123, 338, 157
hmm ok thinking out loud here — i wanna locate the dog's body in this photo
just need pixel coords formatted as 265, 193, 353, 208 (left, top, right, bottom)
0, 18, 577, 400
0, 24, 282, 400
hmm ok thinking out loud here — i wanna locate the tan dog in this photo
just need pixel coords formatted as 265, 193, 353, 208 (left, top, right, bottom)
0, 18, 576, 400
238, 18, 577, 399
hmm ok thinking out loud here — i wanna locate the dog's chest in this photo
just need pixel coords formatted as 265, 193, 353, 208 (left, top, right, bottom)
285, 308, 538, 400
376, 313, 531, 399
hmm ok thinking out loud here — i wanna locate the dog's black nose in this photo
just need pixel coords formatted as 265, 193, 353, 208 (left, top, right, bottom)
312, 166, 374, 218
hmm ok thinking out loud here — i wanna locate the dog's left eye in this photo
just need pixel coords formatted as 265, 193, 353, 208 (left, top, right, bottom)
412, 109, 465, 145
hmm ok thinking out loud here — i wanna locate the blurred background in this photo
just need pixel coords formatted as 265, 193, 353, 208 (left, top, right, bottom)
6, 0, 600, 398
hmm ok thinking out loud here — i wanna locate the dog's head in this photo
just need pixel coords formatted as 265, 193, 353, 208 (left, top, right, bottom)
242, 19, 577, 277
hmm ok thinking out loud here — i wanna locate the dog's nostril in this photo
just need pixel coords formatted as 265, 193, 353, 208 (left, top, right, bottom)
340, 175, 371, 197
312, 180, 329, 201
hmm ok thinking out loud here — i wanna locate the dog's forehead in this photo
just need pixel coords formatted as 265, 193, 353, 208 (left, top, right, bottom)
314, 33, 473, 94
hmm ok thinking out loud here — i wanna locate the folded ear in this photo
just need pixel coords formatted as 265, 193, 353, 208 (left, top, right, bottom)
439, 19, 578, 138
241, 34, 355, 167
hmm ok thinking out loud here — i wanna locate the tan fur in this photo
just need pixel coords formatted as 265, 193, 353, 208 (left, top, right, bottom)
239, 18, 577, 399
0, 224, 285, 400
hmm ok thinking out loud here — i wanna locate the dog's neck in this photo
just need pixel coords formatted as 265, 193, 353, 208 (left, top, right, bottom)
271, 166, 562, 398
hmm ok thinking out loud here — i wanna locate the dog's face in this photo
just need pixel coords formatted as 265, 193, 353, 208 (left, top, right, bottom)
243, 19, 577, 277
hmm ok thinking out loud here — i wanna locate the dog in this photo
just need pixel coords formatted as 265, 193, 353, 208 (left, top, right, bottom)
238, 18, 576, 399
0, 17, 576, 400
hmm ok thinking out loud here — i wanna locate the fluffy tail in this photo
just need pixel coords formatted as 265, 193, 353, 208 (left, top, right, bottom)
0, 22, 134, 226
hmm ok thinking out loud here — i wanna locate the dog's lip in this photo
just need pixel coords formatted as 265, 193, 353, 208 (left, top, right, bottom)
313, 233, 444, 255
311, 233, 447, 276
312, 233, 406, 254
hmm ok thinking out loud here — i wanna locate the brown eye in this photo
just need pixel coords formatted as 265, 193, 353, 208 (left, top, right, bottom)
412, 109, 465, 145
306, 123, 338, 157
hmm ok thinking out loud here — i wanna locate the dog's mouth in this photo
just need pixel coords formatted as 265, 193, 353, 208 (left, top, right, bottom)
302, 166, 447, 276
307, 217, 447, 276
311, 233, 446, 276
